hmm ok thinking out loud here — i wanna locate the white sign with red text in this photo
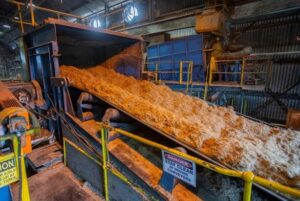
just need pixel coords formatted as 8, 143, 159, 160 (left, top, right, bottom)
162, 150, 196, 187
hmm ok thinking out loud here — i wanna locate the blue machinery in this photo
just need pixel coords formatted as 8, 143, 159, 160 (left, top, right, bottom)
147, 35, 205, 83
145, 36, 271, 116
1, 18, 299, 200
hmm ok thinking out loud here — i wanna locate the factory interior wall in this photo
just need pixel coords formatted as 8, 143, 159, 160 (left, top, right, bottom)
229, 12, 300, 123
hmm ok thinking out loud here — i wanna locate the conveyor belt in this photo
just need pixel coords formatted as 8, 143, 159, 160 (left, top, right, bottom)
71, 85, 288, 201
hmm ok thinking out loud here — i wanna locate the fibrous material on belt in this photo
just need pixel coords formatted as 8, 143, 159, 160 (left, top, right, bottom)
60, 65, 300, 188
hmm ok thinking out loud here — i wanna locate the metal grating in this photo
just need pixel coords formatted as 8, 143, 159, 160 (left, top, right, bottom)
0, 99, 20, 109
228, 12, 300, 123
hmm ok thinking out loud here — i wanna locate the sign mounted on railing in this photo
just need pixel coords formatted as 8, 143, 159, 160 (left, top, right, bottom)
0, 158, 18, 188
162, 150, 196, 187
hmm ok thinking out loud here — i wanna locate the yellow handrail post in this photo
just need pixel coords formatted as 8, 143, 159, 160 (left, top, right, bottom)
241, 57, 246, 86
63, 138, 67, 165
189, 61, 193, 84
11, 134, 30, 201
20, 143, 31, 201
155, 63, 158, 84
30, 0, 35, 27
179, 61, 183, 85
12, 136, 19, 176
242, 172, 254, 201
17, 4, 24, 33
101, 128, 109, 201
186, 61, 193, 92
94, 123, 300, 200
209, 57, 214, 85
203, 63, 209, 100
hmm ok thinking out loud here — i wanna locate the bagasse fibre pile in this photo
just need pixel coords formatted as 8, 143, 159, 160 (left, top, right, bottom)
60, 65, 300, 187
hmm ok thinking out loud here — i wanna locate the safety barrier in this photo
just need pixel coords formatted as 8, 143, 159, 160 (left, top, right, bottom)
208, 57, 272, 87
0, 107, 40, 201
90, 122, 300, 201
144, 60, 194, 92
63, 135, 154, 201
7, 0, 83, 32
0, 134, 31, 201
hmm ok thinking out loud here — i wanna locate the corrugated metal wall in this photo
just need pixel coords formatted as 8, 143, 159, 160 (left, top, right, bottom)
229, 12, 300, 123
150, 11, 300, 123
167, 28, 197, 39
147, 35, 204, 82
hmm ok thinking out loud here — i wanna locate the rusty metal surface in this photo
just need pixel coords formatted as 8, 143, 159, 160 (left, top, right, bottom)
45, 18, 144, 41
0, 82, 22, 110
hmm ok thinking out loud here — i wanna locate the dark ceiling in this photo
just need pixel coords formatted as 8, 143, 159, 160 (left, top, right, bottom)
0, 0, 122, 45
0, 0, 262, 47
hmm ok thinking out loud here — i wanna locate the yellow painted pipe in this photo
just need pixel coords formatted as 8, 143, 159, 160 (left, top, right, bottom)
17, 4, 24, 33
64, 138, 101, 166
63, 137, 150, 199
7, 0, 83, 19
241, 58, 246, 86
29, 0, 35, 27
186, 61, 193, 92
209, 57, 215, 85
105, 125, 243, 178
63, 138, 67, 165
101, 128, 109, 201
254, 176, 300, 197
12, 136, 19, 178
155, 63, 158, 84
179, 61, 183, 85
96, 124, 300, 199
0, 135, 31, 200
242, 172, 254, 201
20, 147, 31, 201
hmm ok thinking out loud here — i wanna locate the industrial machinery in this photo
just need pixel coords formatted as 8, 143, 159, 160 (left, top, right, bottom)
0, 81, 41, 200
1, 18, 298, 201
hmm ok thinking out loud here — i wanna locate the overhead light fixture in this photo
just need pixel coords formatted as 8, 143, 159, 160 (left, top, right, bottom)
89, 17, 102, 28
14, 16, 19, 20
123, 4, 138, 23
27, 3, 36, 9
9, 43, 17, 50
3, 24, 11, 29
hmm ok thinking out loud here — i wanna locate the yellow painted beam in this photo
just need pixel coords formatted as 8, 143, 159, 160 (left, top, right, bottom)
96, 123, 300, 199
7, 0, 83, 20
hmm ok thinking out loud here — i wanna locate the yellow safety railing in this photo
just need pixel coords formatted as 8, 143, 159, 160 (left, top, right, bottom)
209, 57, 270, 87
101, 128, 109, 200
7, 0, 83, 30
63, 136, 156, 201
95, 122, 300, 201
0, 107, 40, 201
0, 134, 30, 201
144, 61, 194, 89
240, 58, 246, 85
209, 57, 244, 85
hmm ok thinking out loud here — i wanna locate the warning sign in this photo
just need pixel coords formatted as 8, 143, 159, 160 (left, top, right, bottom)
0, 158, 18, 188
162, 151, 196, 187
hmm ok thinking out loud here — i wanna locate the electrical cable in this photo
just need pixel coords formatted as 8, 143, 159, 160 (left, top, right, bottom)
43, 91, 146, 192
44, 92, 103, 158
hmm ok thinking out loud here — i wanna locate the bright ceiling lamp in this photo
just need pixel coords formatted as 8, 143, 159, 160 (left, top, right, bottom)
123, 4, 138, 23
26, 3, 36, 9
3, 24, 11, 29
90, 18, 102, 28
